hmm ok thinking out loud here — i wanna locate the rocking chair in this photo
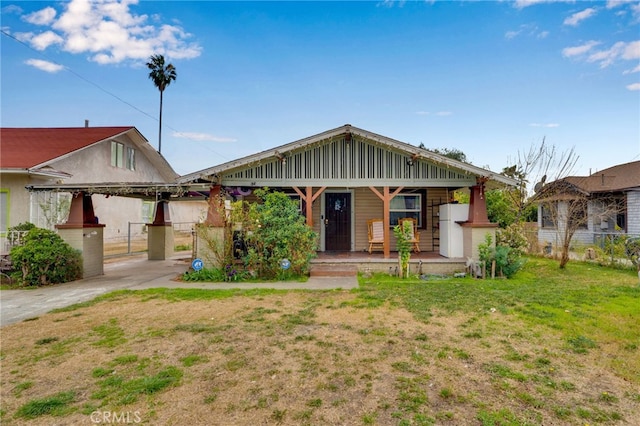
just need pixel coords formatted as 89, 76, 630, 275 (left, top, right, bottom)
367, 219, 385, 254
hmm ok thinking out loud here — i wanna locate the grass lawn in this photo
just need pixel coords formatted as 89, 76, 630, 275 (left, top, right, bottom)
0, 257, 638, 425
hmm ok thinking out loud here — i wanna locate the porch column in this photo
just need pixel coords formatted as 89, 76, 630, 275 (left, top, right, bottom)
196, 184, 226, 268
147, 193, 173, 260
460, 177, 497, 260
56, 191, 105, 278
205, 185, 225, 227
293, 186, 326, 227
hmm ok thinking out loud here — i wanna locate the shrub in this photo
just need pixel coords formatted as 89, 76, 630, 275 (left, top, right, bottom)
10, 228, 82, 286
479, 229, 526, 279
241, 189, 318, 279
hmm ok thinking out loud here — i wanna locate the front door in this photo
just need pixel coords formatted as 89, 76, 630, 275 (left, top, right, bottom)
325, 192, 351, 251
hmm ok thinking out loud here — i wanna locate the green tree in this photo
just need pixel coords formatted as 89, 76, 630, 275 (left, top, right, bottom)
428, 147, 468, 163
146, 54, 177, 153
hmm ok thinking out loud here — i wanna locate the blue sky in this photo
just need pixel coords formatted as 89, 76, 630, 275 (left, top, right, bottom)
2, 0, 639, 177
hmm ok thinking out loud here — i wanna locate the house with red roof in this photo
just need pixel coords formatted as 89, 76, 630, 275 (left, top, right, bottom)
536, 160, 640, 249
0, 125, 202, 255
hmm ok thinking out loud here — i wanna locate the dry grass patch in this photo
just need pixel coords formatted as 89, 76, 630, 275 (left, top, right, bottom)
1, 259, 638, 425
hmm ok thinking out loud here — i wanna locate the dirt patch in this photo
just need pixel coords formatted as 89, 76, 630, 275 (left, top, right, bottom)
1, 291, 637, 425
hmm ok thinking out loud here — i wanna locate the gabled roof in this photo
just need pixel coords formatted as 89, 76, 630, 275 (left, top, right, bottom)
571, 161, 640, 193
554, 161, 640, 195
0, 126, 178, 182
178, 124, 518, 187
1, 127, 133, 168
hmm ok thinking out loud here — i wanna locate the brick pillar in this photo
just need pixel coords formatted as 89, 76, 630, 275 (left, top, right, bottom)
147, 193, 173, 260
459, 178, 497, 261
56, 192, 105, 278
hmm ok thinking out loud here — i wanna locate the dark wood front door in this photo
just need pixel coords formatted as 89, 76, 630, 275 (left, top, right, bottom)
325, 192, 351, 251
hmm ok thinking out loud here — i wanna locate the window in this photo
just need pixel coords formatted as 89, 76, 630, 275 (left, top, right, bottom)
111, 141, 124, 167
541, 202, 556, 228
111, 141, 135, 170
568, 200, 588, 230
390, 194, 422, 227
126, 147, 136, 171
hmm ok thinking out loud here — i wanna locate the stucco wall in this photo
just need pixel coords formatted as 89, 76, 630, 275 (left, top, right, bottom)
49, 133, 167, 184
1, 174, 32, 229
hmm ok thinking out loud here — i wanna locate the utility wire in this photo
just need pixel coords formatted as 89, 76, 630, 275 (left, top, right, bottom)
1, 29, 232, 163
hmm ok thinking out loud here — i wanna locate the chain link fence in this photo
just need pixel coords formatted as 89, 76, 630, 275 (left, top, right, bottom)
104, 222, 196, 257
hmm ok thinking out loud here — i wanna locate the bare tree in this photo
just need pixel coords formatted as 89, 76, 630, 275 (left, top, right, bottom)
536, 179, 622, 268
503, 137, 579, 222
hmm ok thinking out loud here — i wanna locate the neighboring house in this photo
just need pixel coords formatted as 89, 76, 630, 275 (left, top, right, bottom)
0, 126, 203, 252
537, 160, 640, 248
178, 124, 517, 259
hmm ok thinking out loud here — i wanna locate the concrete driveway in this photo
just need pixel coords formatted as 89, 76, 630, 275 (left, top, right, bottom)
0, 255, 358, 327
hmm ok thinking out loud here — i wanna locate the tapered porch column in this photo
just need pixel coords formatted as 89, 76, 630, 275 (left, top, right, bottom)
56, 191, 105, 278
147, 193, 174, 260
460, 177, 497, 260
196, 185, 226, 268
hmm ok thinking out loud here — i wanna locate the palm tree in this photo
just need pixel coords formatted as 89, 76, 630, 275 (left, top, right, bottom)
146, 54, 177, 153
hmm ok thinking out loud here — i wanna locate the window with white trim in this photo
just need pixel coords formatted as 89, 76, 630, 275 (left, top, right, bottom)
390, 194, 422, 227
111, 141, 135, 170
126, 146, 136, 170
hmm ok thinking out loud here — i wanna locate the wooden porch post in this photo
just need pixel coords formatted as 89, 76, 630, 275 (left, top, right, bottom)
369, 186, 404, 258
292, 186, 326, 227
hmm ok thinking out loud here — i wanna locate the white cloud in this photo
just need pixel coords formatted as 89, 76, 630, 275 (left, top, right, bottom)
2, 4, 23, 15
623, 64, 640, 74
626, 82, 640, 90
622, 40, 640, 60
172, 132, 237, 143
16, 0, 201, 66
30, 30, 64, 50
436, 111, 452, 116
24, 59, 64, 73
505, 30, 520, 40
606, 0, 637, 9
505, 24, 548, 40
587, 41, 627, 68
563, 8, 597, 26
514, 0, 569, 9
415, 111, 430, 115
562, 40, 601, 58
529, 123, 560, 128
23, 6, 57, 25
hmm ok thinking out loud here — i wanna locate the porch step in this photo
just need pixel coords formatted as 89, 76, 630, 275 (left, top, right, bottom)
309, 264, 358, 277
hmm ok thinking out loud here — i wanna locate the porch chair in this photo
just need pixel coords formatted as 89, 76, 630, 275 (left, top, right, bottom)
398, 217, 420, 253
367, 219, 385, 254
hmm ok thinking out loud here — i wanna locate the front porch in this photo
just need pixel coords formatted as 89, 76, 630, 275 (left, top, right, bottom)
311, 251, 467, 276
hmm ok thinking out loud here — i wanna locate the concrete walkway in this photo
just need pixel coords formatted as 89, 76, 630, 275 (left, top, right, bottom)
0, 255, 359, 327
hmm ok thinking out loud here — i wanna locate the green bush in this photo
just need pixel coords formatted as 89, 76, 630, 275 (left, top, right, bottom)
10, 228, 82, 286
479, 229, 526, 279
241, 189, 318, 279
